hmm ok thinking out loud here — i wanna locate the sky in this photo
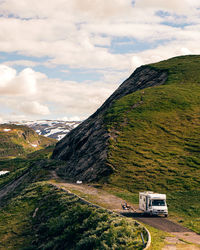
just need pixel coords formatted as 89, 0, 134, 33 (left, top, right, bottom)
0, 0, 200, 122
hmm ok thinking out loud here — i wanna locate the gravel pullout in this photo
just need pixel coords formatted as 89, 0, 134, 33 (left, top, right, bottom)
49, 173, 200, 247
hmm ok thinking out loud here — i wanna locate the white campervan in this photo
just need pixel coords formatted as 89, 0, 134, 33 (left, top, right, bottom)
139, 191, 168, 217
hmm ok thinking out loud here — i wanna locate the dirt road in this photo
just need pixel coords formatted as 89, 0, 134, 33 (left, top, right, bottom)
121, 211, 192, 232
49, 172, 200, 248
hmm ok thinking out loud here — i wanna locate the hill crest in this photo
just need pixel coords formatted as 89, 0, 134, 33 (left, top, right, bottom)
52, 65, 168, 181
52, 55, 200, 187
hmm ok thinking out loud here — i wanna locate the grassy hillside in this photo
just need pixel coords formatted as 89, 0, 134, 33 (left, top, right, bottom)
0, 146, 148, 249
150, 55, 200, 85
0, 182, 147, 249
104, 55, 200, 232
0, 55, 199, 248
0, 124, 56, 159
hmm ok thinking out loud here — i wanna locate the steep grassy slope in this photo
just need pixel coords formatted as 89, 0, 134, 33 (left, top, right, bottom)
0, 124, 56, 159
104, 55, 200, 232
51, 55, 200, 232
105, 83, 200, 191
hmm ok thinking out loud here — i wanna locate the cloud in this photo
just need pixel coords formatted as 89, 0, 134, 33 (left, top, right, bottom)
0, 65, 16, 87
59, 116, 86, 121
128, 40, 199, 70
4, 60, 39, 67
0, 0, 199, 71
0, 64, 118, 121
19, 101, 50, 115
37, 78, 117, 116
0, 0, 133, 20
0, 65, 42, 96
72, 0, 133, 19
134, 0, 200, 13
0, 0, 200, 122
181, 47, 192, 55
0, 112, 30, 123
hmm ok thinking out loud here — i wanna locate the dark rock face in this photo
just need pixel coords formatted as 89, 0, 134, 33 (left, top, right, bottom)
52, 66, 168, 182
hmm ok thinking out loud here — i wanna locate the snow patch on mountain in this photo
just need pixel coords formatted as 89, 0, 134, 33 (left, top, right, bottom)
3, 129, 11, 132
0, 171, 10, 176
8, 120, 82, 140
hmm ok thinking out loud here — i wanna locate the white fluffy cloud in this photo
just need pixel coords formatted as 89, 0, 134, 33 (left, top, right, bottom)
37, 78, 117, 116
0, 64, 118, 121
0, 65, 44, 96
0, 0, 198, 70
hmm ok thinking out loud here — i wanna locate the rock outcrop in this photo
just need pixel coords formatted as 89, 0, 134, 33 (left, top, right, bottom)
52, 66, 168, 182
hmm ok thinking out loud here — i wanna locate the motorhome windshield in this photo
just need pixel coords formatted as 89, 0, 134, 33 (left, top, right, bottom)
152, 199, 165, 206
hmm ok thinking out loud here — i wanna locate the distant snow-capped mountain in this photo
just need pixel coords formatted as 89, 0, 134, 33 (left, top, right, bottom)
12, 120, 82, 140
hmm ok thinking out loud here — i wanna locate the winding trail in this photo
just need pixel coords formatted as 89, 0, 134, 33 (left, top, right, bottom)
49, 171, 200, 249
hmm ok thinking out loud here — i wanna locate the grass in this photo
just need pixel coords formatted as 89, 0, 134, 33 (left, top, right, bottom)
0, 182, 147, 249
167, 191, 200, 233
0, 146, 65, 207
102, 185, 139, 204
103, 55, 200, 233
0, 146, 56, 188
150, 55, 200, 85
0, 124, 56, 159
145, 225, 169, 250
1, 55, 200, 248
104, 83, 200, 192
0, 147, 148, 249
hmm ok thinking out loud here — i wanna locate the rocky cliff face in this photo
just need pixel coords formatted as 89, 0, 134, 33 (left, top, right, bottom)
52, 66, 168, 182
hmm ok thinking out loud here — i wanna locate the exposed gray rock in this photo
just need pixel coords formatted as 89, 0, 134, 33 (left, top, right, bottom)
52, 66, 168, 182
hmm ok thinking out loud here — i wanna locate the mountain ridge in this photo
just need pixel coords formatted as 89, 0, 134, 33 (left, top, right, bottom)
52, 65, 168, 181
52, 55, 200, 187
51, 55, 200, 234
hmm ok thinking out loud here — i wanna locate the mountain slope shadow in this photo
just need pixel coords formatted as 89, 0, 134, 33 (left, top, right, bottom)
52, 66, 168, 182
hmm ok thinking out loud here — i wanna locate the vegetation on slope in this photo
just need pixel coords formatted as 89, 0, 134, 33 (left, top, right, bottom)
0, 55, 199, 248
104, 55, 200, 232
0, 124, 56, 159
150, 55, 200, 85
0, 182, 146, 249
0, 145, 148, 249
0, 145, 64, 207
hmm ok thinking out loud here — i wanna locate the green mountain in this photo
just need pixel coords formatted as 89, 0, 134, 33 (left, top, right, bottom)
53, 55, 200, 191
53, 55, 200, 232
0, 124, 56, 159
105, 55, 200, 192
0, 56, 199, 249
